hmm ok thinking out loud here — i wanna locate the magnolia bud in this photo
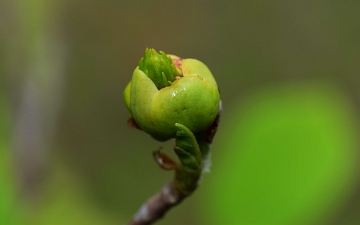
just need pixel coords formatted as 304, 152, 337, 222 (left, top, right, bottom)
124, 48, 220, 141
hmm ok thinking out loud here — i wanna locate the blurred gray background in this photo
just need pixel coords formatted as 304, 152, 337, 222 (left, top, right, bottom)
1, 0, 360, 224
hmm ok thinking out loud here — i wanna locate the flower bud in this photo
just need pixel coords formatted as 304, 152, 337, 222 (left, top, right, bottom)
138, 48, 180, 89
124, 48, 220, 141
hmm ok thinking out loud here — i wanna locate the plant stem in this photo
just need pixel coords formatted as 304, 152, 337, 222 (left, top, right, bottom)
127, 103, 222, 225
127, 182, 185, 225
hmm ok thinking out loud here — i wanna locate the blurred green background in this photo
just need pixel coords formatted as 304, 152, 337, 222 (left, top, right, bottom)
1, 0, 360, 224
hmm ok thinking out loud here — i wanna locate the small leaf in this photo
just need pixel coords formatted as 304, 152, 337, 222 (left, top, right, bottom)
174, 123, 201, 167
174, 147, 200, 172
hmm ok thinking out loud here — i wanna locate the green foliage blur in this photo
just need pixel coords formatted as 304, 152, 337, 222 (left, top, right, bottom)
0, 95, 16, 224
201, 83, 358, 225
1, 0, 360, 225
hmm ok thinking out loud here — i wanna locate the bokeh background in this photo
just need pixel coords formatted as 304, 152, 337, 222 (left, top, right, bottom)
1, 0, 360, 224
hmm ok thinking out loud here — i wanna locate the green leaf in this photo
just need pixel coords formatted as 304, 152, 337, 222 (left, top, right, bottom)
173, 123, 202, 195
201, 82, 358, 225
174, 123, 201, 170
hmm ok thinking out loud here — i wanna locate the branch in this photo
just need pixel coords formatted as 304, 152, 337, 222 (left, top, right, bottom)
127, 182, 185, 225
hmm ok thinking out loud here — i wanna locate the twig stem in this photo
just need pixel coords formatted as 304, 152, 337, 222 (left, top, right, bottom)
127, 182, 186, 225
127, 103, 221, 225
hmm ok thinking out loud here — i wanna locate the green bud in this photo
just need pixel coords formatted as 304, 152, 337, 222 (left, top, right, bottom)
124, 48, 220, 141
138, 48, 180, 89
123, 81, 132, 113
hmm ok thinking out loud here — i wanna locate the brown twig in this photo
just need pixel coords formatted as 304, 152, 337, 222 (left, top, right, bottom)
127, 182, 186, 225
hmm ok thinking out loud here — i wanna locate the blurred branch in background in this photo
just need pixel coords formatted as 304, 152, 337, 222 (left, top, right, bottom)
1, 0, 68, 200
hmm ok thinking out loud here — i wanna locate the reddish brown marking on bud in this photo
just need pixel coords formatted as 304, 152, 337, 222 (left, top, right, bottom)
128, 117, 142, 130
172, 57, 183, 69
205, 101, 222, 143
153, 149, 179, 170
